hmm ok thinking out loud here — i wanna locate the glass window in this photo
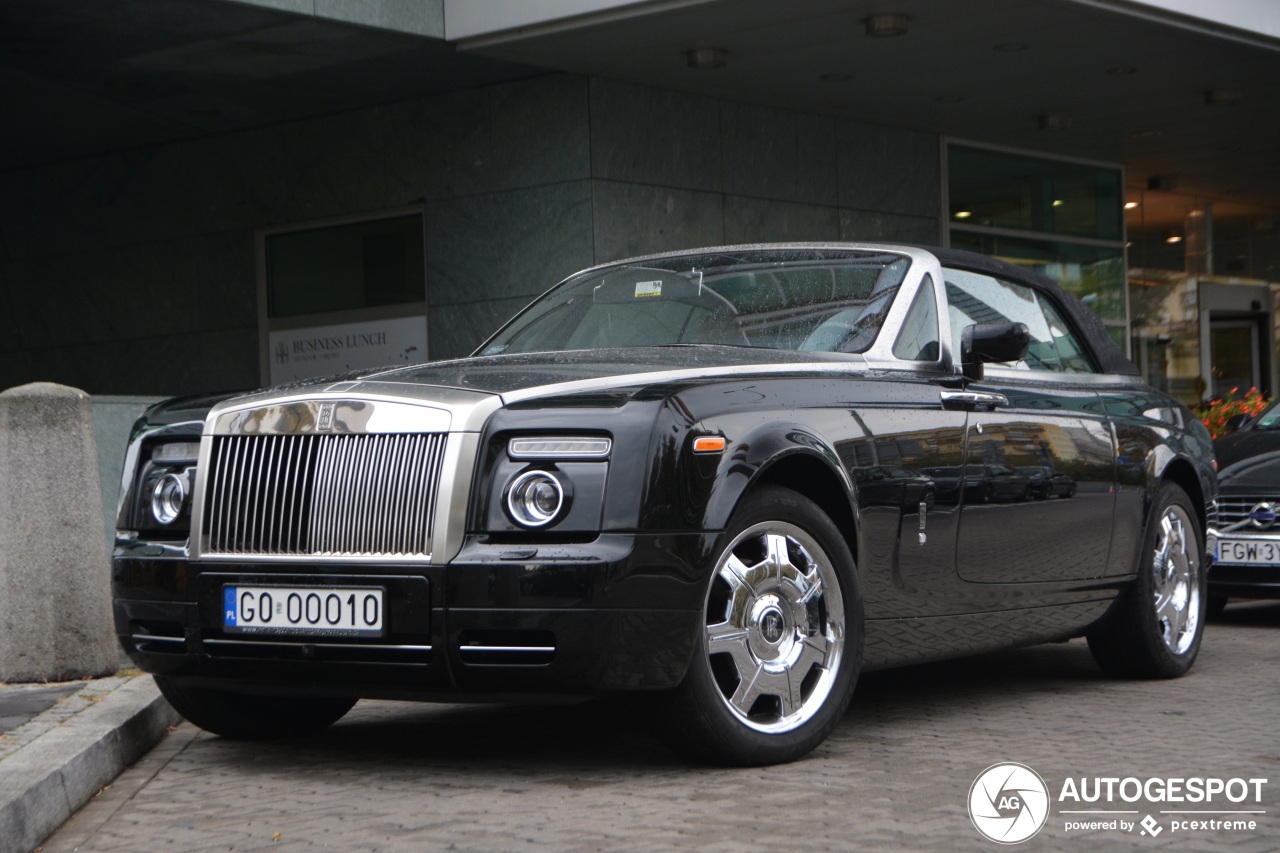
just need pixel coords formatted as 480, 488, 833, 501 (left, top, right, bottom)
266, 213, 425, 319
948, 145, 1122, 241
943, 268, 1095, 373
892, 275, 940, 361
484, 249, 913, 355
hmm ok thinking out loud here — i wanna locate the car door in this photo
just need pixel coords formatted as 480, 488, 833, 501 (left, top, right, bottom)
941, 267, 1117, 585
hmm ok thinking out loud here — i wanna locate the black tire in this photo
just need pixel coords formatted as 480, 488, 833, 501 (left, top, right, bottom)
1087, 483, 1205, 678
155, 675, 356, 739
653, 485, 862, 766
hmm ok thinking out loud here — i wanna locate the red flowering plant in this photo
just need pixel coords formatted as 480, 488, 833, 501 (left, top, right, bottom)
1198, 386, 1273, 439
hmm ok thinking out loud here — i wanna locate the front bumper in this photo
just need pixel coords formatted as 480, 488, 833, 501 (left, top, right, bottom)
113, 532, 714, 698
1206, 528, 1280, 599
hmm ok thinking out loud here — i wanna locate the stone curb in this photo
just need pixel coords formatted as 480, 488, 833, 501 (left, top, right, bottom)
0, 677, 178, 853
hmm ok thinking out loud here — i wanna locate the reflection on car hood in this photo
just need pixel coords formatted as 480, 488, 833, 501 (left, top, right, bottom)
363, 347, 863, 397
1213, 430, 1280, 490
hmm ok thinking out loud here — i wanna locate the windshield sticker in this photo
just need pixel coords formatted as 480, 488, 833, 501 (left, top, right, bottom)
634, 281, 663, 298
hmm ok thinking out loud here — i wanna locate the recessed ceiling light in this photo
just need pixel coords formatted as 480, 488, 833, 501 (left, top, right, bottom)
1124, 201, 1140, 210
865, 14, 911, 37
994, 42, 1028, 52
1165, 233, 1183, 244
1052, 199, 1065, 207
954, 211, 973, 219
686, 47, 729, 69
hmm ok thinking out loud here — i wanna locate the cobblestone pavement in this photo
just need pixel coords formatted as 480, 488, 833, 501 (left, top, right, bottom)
42, 603, 1280, 853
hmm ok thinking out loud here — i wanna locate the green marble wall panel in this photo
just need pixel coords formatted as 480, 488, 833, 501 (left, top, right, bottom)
590, 78, 722, 192
591, 180, 724, 263
723, 196, 840, 245
839, 208, 940, 244
429, 296, 537, 361
720, 102, 838, 206
388, 74, 589, 201
837, 120, 941, 219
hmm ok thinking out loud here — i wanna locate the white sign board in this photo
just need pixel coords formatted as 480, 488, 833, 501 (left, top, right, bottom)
268, 316, 428, 385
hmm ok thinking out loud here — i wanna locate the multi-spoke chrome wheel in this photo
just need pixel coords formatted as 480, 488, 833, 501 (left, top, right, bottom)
654, 485, 861, 766
1151, 504, 1200, 655
704, 521, 845, 733
1088, 483, 1205, 679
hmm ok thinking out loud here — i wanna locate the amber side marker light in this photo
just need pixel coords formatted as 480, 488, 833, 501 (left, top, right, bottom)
692, 436, 727, 453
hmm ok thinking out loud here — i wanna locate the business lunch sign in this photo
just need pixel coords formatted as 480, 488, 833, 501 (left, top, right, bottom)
268, 316, 427, 385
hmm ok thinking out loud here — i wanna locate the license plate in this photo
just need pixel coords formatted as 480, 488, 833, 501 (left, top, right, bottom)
223, 586, 384, 637
1216, 539, 1280, 566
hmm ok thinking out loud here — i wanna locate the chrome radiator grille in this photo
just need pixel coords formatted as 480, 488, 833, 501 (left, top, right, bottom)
1211, 495, 1277, 531
201, 433, 448, 557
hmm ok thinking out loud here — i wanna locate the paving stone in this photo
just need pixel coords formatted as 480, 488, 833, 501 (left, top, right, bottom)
38, 603, 1280, 851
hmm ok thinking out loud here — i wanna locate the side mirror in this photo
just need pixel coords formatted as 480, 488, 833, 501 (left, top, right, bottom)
960, 322, 1030, 381
1223, 413, 1250, 434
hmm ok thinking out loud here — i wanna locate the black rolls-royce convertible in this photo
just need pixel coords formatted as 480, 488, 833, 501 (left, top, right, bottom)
114, 244, 1215, 765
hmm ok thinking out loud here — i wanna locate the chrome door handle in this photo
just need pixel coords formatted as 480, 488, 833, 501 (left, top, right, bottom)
941, 389, 1008, 410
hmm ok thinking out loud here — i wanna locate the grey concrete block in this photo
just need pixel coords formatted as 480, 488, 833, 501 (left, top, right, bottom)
0, 383, 117, 683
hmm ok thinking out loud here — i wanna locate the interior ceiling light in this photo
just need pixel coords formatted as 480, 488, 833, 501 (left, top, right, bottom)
1165, 233, 1183, 244
1124, 201, 1140, 210
1204, 88, 1242, 106
686, 47, 729, 69
954, 210, 973, 219
1052, 199, 1065, 207
1037, 113, 1073, 131
864, 14, 910, 37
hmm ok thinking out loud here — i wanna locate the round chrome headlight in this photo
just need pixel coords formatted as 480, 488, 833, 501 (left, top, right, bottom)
506, 470, 565, 528
151, 473, 187, 525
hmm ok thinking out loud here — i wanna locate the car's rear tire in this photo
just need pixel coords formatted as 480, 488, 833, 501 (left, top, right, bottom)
155, 675, 356, 739
654, 485, 862, 766
1087, 483, 1204, 678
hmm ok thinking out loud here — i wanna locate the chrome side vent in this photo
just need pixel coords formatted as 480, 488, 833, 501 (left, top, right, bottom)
202, 433, 447, 558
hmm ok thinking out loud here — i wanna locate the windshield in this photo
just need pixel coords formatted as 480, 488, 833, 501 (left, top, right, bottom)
479, 249, 912, 356
1255, 398, 1280, 430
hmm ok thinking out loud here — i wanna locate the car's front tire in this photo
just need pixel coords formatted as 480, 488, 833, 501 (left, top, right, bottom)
654, 486, 862, 766
1087, 483, 1204, 678
155, 676, 357, 739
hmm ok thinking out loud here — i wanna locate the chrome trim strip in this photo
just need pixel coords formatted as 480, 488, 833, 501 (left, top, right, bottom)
498, 359, 870, 405
130, 634, 185, 645
203, 639, 433, 652
941, 389, 1009, 409
459, 646, 556, 654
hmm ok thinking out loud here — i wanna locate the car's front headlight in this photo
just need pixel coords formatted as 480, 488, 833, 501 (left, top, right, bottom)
130, 439, 199, 534
487, 435, 610, 534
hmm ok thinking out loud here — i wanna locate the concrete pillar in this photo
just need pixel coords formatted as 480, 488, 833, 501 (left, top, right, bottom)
0, 383, 118, 682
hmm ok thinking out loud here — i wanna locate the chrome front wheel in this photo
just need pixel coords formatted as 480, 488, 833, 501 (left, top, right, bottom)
704, 521, 845, 734
654, 485, 862, 765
